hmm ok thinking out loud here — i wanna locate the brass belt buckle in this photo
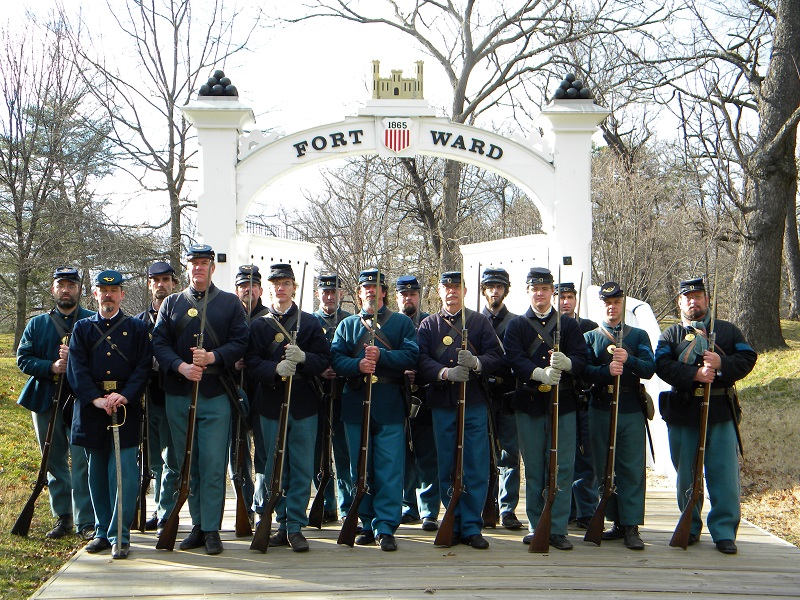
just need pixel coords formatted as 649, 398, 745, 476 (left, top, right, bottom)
102, 381, 118, 391
607, 385, 615, 394
694, 387, 704, 397
365, 375, 378, 384
538, 384, 552, 393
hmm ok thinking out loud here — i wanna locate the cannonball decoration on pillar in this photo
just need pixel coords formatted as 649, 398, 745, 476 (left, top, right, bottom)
197, 69, 239, 97
552, 73, 593, 100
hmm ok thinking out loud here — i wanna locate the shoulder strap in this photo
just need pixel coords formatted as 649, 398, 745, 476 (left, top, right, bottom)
524, 315, 556, 357
90, 315, 131, 363
175, 287, 222, 346
48, 310, 73, 339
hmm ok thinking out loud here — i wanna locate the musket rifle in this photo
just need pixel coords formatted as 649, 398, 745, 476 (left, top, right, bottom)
529, 263, 562, 553
434, 262, 468, 547
231, 261, 256, 538
584, 294, 627, 545
156, 268, 212, 551
308, 274, 339, 529
251, 261, 308, 552
479, 262, 501, 528
12, 334, 71, 536
670, 270, 718, 549
132, 384, 152, 532
338, 267, 380, 547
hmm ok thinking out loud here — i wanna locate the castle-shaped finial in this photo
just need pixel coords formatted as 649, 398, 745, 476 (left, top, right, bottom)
372, 60, 424, 100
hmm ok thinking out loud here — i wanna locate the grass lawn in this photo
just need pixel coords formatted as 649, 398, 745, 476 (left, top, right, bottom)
0, 321, 798, 599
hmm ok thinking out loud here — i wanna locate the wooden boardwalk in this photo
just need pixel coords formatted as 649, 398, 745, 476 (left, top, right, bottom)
32, 489, 800, 599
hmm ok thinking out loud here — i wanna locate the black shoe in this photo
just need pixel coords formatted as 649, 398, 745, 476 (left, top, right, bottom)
575, 516, 592, 530
421, 517, 439, 531
46, 515, 74, 539
156, 519, 167, 537
355, 530, 376, 545
289, 532, 310, 552
688, 533, 700, 546
549, 535, 574, 550
85, 537, 111, 553
77, 525, 95, 541
400, 513, 418, 525
501, 512, 523, 530
378, 533, 398, 551
461, 534, 490, 549
179, 525, 205, 550
269, 530, 289, 547
522, 533, 533, 545
601, 522, 625, 540
204, 530, 223, 555
623, 525, 645, 550
145, 513, 159, 531
716, 539, 737, 554
111, 542, 130, 559
322, 510, 338, 524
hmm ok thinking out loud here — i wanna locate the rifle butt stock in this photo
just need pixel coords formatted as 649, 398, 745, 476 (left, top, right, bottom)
11, 485, 44, 536
669, 497, 698, 549
308, 473, 332, 529
337, 493, 365, 546
250, 498, 278, 553
583, 495, 611, 545
528, 504, 553, 553
434, 490, 461, 547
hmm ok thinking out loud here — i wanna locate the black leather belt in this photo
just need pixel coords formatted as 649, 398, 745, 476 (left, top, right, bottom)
693, 386, 732, 397
364, 375, 401, 385
96, 380, 126, 391
605, 385, 638, 394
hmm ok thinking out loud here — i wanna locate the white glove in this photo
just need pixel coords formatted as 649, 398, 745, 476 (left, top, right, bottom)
276, 359, 297, 378
457, 349, 478, 370
446, 365, 470, 382
284, 344, 306, 364
550, 351, 572, 372
532, 367, 561, 385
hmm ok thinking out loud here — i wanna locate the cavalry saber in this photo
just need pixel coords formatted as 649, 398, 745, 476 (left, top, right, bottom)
110, 405, 126, 550
670, 269, 718, 549
251, 262, 308, 553
585, 295, 627, 545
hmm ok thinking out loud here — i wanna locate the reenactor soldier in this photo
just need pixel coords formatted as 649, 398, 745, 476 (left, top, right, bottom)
152, 243, 248, 555
583, 282, 655, 550
312, 273, 354, 523
395, 274, 440, 531
556, 281, 600, 529
67, 270, 152, 559
233, 264, 270, 526
245, 263, 330, 552
331, 268, 419, 551
417, 271, 503, 549
16, 266, 96, 541
655, 277, 756, 554
503, 267, 588, 550
480, 267, 522, 530
135, 261, 180, 535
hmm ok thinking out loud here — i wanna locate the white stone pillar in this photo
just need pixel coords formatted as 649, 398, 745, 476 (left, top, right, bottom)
540, 100, 610, 306
182, 98, 255, 289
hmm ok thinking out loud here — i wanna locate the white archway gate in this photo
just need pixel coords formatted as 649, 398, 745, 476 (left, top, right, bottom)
182, 96, 609, 301
180, 93, 676, 477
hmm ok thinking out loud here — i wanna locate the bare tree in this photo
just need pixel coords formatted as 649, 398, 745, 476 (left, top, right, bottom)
648, 0, 800, 349
60, 0, 263, 272
0, 19, 117, 348
289, 0, 676, 269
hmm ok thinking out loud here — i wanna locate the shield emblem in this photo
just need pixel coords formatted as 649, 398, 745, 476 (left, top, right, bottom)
382, 119, 412, 152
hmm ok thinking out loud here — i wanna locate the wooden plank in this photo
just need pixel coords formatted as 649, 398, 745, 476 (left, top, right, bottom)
32, 489, 800, 599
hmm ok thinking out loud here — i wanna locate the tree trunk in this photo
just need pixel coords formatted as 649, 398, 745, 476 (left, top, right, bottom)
440, 159, 463, 271
170, 189, 183, 278
13, 269, 29, 352
730, 0, 800, 351
784, 194, 800, 320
